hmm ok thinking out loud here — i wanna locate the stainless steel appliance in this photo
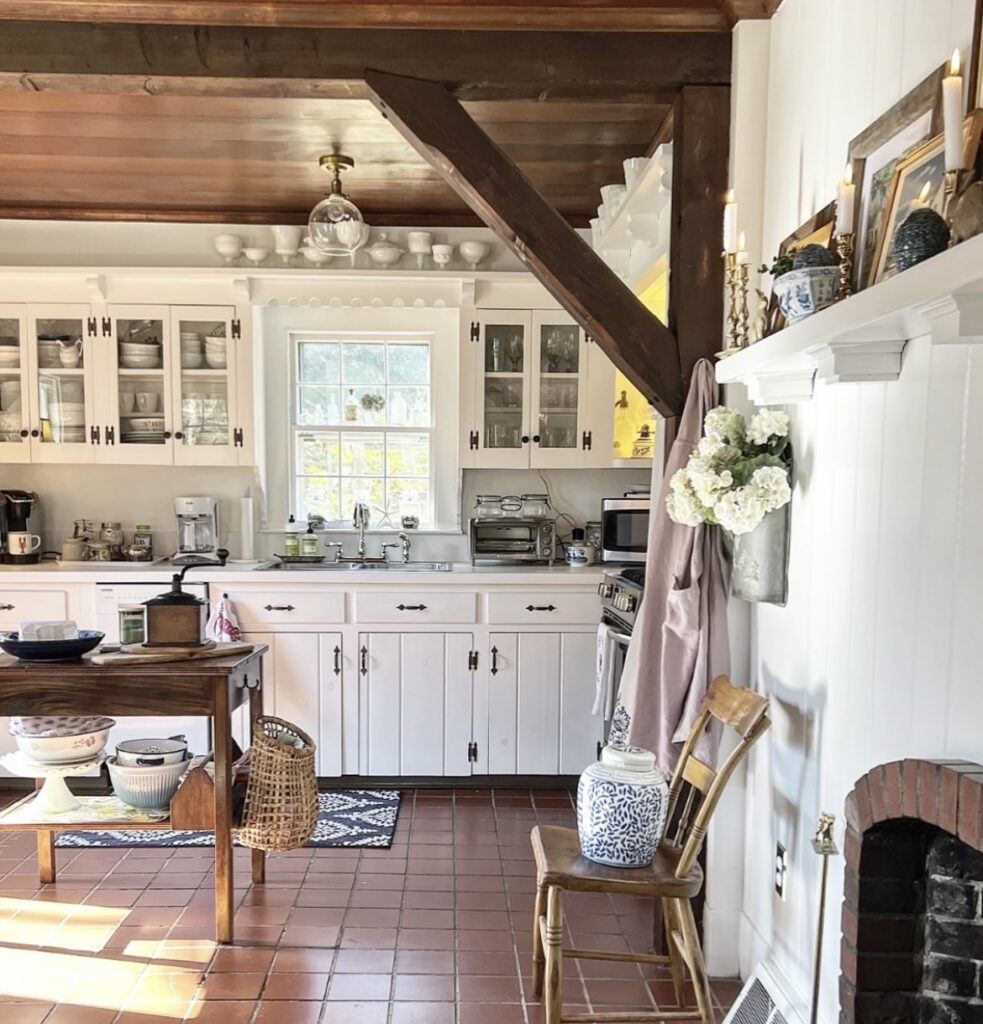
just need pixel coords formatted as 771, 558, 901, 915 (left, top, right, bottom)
469, 516, 554, 565
600, 494, 650, 563
173, 496, 221, 565
0, 489, 41, 564
598, 566, 644, 634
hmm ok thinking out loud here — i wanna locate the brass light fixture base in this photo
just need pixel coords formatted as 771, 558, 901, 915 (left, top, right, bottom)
319, 154, 355, 174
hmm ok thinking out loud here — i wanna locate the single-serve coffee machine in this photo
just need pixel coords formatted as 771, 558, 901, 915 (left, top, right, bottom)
173, 496, 222, 565
1, 490, 41, 564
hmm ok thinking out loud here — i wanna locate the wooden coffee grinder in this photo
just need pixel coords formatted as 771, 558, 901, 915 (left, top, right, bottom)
143, 564, 210, 647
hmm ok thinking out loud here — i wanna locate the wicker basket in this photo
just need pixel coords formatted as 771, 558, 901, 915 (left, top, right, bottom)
238, 716, 318, 852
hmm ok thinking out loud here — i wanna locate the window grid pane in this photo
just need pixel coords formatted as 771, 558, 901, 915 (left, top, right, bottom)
293, 337, 434, 528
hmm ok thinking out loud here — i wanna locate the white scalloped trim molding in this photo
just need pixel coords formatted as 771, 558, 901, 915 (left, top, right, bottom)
717, 231, 983, 405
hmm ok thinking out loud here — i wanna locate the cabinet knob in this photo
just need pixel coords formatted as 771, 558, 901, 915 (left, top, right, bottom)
174, 431, 184, 440
30, 428, 39, 438
19, 429, 28, 439
163, 431, 172, 439
521, 435, 530, 444
532, 434, 541, 444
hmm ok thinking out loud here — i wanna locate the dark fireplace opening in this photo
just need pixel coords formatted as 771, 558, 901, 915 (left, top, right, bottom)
841, 761, 983, 1024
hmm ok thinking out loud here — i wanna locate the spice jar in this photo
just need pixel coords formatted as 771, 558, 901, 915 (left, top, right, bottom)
118, 605, 146, 646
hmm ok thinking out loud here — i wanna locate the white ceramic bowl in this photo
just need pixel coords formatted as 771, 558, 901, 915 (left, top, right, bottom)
458, 240, 489, 268
115, 737, 187, 767
0, 349, 19, 367
107, 756, 187, 809
214, 233, 244, 262
244, 247, 269, 265
120, 341, 160, 354
182, 354, 205, 369
205, 351, 227, 369
120, 355, 162, 369
16, 727, 111, 765
49, 402, 85, 426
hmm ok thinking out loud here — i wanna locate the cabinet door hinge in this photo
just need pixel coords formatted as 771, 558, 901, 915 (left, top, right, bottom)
467, 741, 479, 763
86, 316, 98, 337
101, 316, 112, 337
467, 650, 478, 671
105, 425, 115, 446
231, 318, 242, 339
233, 427, 244, 448
90, 425, 101, 445
469, 429, 479, 450
582, 430, 592, 451
470, 321, 480, 343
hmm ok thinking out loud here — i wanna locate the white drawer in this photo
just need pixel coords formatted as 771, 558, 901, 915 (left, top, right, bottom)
224, 589, 345, 627
486, 591, 599, 625
353, 590, 478, 624
0, 589, 68, 628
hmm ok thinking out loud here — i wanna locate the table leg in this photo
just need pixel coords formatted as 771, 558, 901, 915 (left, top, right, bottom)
213, 681, 234, 944
37, 831, 55, 884
249, 669, 266, 886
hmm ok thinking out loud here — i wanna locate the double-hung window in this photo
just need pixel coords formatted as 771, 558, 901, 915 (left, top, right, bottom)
292, 333, 435, 528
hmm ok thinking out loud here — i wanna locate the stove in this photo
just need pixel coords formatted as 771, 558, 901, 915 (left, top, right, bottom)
598, 566, 645, 633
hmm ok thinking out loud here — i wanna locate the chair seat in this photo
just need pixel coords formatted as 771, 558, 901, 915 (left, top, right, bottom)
531, 825, 703, 898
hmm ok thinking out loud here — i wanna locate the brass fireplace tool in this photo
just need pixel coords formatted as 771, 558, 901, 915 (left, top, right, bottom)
810, 812, 839, 1024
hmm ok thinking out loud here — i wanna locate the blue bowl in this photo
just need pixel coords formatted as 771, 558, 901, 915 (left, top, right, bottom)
0, 629, 105, 662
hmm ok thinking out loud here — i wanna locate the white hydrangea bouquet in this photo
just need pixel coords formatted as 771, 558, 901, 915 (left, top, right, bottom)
666, 406, 792, 535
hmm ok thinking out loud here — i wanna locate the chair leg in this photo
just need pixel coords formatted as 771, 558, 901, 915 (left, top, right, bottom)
544, 884, 564, 1024
532, 881, 548, 997
677, 897, 714, 1024
662, 897, 686, 1007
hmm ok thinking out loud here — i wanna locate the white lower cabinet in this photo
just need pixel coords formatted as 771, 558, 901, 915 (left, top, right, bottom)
359, 631, 475, 777
238, 630, 345, 777
486, 631, 602, 775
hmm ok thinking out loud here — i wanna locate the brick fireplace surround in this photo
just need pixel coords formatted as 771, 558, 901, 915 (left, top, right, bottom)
841, 760, 983, 1024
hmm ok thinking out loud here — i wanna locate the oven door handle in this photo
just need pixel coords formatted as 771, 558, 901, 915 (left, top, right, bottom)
609, 630, 632, 645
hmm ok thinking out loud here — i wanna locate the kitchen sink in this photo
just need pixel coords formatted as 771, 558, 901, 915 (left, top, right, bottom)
257, 561, 453, 572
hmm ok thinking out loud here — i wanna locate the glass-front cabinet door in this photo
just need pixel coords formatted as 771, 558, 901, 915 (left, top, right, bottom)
101, 305, 173, 465
168, 306, 238, 466
0, 306, 30, 464
530, 312, 588, 469
27, 304, 97, 464
474, 311, 531, 469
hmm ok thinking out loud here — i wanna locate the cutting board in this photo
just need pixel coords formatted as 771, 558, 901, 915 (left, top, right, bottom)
88, 642, 255, 667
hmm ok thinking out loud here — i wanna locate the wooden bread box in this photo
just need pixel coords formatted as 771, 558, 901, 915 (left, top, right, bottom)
170, 748, 250, 830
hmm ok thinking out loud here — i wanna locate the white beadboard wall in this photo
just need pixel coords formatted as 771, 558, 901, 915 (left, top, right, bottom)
731, 2, 981, 1023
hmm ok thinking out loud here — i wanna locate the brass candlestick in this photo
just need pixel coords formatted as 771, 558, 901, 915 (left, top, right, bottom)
718, 251, 741, 358
944, 168, 969, 227
835, 233, 854, 300
737, 260, 750, 348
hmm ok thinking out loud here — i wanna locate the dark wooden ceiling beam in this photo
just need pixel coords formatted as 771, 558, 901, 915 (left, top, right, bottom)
0, 22, 730, 102
0, 1, 774, 33
667, 84, 730, 381
365, 68, 684, 416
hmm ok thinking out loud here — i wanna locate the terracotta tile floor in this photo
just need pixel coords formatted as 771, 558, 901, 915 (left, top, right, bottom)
0, 788, 741, 1023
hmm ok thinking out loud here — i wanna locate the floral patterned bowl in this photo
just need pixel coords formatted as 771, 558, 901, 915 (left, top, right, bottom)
773, 266, 840, 325
15, 725, 113, 765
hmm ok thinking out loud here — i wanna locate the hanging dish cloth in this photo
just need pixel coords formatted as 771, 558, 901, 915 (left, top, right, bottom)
592, 622, 619, 722
206, 594, 242, 643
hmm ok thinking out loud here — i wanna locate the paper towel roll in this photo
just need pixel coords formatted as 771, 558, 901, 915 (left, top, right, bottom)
240, 494, 255, 560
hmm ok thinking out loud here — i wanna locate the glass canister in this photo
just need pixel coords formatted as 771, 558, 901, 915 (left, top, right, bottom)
473, 495, 503, 519
585, 521, 602, 551
88, 540, 113, 562
520, 493, 552, 518
118, 604, 146, 646
101, 521, 124, 560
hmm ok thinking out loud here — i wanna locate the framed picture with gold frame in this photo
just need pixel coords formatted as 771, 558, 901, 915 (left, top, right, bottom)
871, 111, 983, 285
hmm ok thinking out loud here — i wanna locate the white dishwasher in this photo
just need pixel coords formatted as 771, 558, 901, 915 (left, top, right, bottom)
94, 581, 211, 757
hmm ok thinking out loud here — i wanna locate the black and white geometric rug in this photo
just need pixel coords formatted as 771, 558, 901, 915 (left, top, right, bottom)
54, 789, 401, 849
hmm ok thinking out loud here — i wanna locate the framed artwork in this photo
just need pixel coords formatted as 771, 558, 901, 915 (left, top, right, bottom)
848, 64, 946, 290
871, 111, 983, 285
763, 201, 838, 336
971, 0, 983, 108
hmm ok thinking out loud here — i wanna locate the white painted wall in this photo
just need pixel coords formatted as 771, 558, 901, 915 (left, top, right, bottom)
730, 2, 980, 1022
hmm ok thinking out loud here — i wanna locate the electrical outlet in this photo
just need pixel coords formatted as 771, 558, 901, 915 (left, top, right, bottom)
775, 842, 788, 901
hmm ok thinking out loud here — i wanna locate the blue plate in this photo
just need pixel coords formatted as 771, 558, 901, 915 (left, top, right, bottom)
0, 629, 105, 662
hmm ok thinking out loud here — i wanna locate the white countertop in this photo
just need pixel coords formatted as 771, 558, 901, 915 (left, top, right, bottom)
0, 561, 608, 585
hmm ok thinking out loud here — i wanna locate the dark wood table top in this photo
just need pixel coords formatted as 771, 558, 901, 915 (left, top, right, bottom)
0, 645, 268, 677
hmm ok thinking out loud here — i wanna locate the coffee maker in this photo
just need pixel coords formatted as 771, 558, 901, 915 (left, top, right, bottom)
1, 490, 41, 564
173, 496, 222, 565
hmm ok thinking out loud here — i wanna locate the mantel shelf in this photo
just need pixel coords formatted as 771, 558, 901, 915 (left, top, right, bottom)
715, 231, 983, 405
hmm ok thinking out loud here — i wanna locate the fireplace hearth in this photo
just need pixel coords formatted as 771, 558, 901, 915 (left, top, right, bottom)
841, 760, 983, 1024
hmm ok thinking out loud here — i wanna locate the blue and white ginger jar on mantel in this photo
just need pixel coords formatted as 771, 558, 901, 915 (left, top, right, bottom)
577, 745, 669, 868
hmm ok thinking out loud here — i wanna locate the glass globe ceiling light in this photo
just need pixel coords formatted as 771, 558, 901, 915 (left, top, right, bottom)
308, 154, 368, 257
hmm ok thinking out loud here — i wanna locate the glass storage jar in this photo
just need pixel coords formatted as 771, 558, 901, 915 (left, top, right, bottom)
473, 495, 504, 519
520, 493, 552, 518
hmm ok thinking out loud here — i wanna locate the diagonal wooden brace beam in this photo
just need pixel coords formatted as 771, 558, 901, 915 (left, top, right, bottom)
365, 69, 685, 417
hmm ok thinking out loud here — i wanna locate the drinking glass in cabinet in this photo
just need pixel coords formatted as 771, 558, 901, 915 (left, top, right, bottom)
541, 325, 579, 373
485, 325, 524, 373
181, 386, 229, 445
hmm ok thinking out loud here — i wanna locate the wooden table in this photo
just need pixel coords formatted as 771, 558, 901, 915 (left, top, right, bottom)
0, 645, 267, 944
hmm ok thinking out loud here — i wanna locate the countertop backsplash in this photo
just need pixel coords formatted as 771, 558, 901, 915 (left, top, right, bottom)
0, 463, 651, 563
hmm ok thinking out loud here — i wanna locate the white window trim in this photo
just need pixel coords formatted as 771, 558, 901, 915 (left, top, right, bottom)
259, 305, 461, 533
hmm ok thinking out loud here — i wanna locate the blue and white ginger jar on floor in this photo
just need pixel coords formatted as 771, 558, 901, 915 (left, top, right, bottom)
577, 744, 669, 868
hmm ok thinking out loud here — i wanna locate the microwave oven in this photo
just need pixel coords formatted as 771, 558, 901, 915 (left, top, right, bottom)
469, 517, 555, 565
600, 496, 650, 563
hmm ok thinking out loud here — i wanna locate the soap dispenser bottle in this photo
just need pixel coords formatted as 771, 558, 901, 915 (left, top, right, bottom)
283, 514, 301, 557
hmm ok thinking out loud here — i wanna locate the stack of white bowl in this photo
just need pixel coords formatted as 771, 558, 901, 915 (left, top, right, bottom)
119, 339, 162, 370
204, 335, 227, 370
107, 737, 190, 810
181, 332, 204, 369
0, 339, 19, 370
10, 715, 115, 766
49, 399, 86, 442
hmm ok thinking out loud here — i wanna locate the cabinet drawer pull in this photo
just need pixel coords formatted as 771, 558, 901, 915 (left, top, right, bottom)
490, 645, 499, 675
263, 603, 295, 611
526, 604, 556, 612
0, 603, 14, 611
396, 603, 427, 611
360, 645, 368, 675
333, 645, 342, 676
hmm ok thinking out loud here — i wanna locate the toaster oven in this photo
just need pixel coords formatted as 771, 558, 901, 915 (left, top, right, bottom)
469, 517, 555, 565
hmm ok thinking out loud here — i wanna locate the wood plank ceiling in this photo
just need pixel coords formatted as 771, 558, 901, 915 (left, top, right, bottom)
0, 3, 766, 224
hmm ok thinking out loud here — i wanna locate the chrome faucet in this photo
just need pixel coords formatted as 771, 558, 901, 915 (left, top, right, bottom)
399, 532, 412, 563
353, 502, 370, 558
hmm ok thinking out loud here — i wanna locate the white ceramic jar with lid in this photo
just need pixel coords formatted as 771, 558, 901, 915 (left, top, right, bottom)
577, 744, 669, 867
